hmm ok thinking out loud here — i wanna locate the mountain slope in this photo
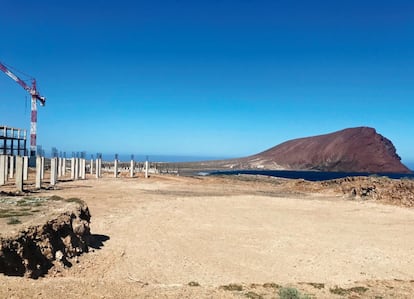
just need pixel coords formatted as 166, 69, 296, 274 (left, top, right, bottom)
230, 127, 411, 173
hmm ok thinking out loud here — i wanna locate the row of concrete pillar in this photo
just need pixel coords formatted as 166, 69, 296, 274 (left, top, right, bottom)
112, 159, 149, 178
0, 155, 151, 192
0, 155, 29, 183
0, 155, 29, 191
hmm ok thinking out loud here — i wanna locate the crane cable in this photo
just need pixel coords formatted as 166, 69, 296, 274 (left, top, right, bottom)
2, 62, 34, 83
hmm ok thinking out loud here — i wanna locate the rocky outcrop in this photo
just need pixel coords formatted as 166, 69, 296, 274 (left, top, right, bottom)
0, 200, 91, 279
290, 176, 414, 207
239, 127, 411, 173
324, 176, 414, 207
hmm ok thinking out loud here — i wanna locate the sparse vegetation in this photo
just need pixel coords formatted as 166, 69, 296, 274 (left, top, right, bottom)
245, 291, 263, 299
249, 283, 261, 288
7, 217, 21, 225
220, 283, 243, 291
307, 282, 325, 289
329, 286, 368, 296
188, 281, 200, 287
48, 195, 64, 201
0, 209, 32, 218
278, 287, 311, 299
65, 197, 84, 204
0, 196, 85, 225
263, 282, 281, 289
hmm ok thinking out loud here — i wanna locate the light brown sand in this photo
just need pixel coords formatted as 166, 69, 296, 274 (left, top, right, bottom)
1, 174, 414, 298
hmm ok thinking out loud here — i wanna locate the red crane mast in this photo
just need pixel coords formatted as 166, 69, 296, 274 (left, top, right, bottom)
0, 61, 46, 158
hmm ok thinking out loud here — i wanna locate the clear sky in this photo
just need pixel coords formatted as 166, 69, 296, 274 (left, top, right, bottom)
1, 0, 413, 165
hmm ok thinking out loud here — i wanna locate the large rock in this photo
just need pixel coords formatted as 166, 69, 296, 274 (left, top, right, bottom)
234, 127, 411, 173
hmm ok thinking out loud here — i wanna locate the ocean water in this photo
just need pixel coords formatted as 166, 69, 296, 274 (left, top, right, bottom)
208, 169, 414, 181
99, 154, 229, 163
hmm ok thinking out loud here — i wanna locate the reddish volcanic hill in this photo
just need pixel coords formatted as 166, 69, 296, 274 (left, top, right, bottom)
236, 127, 411, 173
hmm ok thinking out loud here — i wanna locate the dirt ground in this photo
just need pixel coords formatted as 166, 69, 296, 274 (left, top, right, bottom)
1, 174, 414, 298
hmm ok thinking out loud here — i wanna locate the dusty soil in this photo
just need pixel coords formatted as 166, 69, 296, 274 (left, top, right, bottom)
1, 173, 414, 298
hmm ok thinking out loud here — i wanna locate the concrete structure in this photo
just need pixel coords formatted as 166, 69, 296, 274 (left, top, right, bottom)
62, 158, 66, 176
95, 158, 102, 178
58, 157, 62, 177
41, 157, 45, 179
99, 159, 102, 177
71, 158, 75, 180
15, 156, 24, 192
4, 155, 8, 182
50, 157, 57, 186
74, 158, 79, 180
130, 160, 134, 177
80, 159, 86, 179
23, 156, 28, 181
145, 161, 149, 178
9, 155, 14, 179
90, 159, 94, 174
35, 156, 42, 189
95, 159, 99, 178
114, 159, 118, 178
0, 155, 6, 185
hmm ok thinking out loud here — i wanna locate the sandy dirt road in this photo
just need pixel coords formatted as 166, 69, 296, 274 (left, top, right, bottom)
1, 174, 414, 298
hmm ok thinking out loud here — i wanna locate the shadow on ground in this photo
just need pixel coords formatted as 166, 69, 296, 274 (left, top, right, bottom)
88, 234, 110, 250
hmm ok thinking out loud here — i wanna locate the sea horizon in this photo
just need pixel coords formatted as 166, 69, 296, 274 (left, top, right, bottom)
42, 152, 414, 171
99, 153, 232, 163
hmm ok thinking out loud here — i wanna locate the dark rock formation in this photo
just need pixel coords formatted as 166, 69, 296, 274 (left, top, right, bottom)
239, 127, 411, 173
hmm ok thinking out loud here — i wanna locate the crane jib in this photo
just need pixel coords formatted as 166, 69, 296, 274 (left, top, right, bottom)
0, 61, 46, 159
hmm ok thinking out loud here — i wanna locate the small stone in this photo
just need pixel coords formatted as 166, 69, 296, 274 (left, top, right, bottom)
55, 250, 64, 261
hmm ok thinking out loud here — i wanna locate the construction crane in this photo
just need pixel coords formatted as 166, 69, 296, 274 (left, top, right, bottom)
0, 61, 46, 159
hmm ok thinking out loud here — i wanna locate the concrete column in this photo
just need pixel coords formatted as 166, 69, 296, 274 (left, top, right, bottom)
9, 155, 14, 179
114, 159, 118, 178
78, 158, 82, 179
55, 157, 59, 182
58, 158, 62, 177
15, 156, 24, 192
23, 156, 28, 181
90, 159, 94, 174
62, 158, 66, 176
81, 159, 86, 180
71, 158, 75, 180
95, 159, 99, 178
74, 158, 79, 180
4, 155, 8, 182
0, 155, 6, 185
41, 157, 45, 179
35, 156, 42, 189
98, 158, 102, 177
145, 161, 149, 178
50, 157, 57, 186
130, 160, 134, 177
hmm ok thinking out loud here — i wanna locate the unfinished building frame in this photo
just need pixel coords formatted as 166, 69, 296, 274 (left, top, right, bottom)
0, 126, 27, 156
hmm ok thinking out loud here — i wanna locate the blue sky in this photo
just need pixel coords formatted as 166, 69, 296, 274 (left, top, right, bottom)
1, 0, 413, 166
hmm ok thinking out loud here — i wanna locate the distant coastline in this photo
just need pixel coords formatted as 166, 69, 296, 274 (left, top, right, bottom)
206, 169, 414, 181
99, 154, 232, 163
403, 161, 414, 171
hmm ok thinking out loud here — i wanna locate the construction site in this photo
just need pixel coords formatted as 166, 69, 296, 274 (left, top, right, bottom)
1, 62, 414, 299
